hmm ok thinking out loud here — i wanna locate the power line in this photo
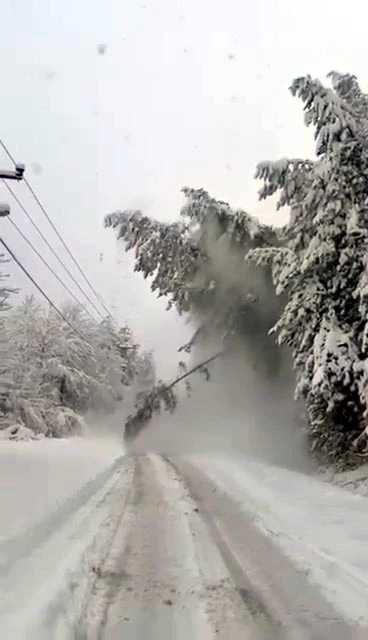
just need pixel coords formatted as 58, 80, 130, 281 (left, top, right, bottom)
0, 139, 16, 166
3, 180, 107, 322
0, 235, 92, 344
24, 179, 114, 317
7, 216, 100, 324
0, 138, 113, 319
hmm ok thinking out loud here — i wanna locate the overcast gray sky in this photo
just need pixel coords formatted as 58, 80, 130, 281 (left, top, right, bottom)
1, 0, 367, 376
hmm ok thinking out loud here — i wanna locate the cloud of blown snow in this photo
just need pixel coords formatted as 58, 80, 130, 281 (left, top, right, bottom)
130, 336, 314, 473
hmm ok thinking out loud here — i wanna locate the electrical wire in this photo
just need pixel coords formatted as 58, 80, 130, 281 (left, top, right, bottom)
0, 235, 92, 344
3, 180, 107, 322
7, 216, 100, 324
24, 178, 113, 318
0, 138, 113, 320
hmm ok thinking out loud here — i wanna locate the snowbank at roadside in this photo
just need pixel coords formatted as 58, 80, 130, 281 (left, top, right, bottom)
0, 436, 123, 544
191, 453, 368, 625
321, 463, 368, 497
0, 435, 126, 638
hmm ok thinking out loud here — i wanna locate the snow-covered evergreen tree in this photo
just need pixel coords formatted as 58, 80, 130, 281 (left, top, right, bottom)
105, 71, 368, 463
105, 189, 289, 442
248, 72, 368, 463
105, 188, 281, 358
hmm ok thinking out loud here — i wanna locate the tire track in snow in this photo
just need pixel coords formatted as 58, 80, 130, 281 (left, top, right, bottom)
171, 457, 366, 640
82, 455, 212, 640
82, 454, 273, 640
0, 457, 134, 638
164, 456, 279, 638
75, 455, 138, 639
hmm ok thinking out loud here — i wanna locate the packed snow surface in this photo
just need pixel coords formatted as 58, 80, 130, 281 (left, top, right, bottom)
1, 439, 368, 637
190, 453, 368, 625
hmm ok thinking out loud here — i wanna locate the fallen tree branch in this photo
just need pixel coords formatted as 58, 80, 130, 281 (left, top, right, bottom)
124, 350, 224, 441
167, 351, 224, 390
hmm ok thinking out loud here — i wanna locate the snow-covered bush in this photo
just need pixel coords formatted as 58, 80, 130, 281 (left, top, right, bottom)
46, 406, 85, 438
3, 298, 145, 438
11, 397, 48, 435
0, 424, 42, 442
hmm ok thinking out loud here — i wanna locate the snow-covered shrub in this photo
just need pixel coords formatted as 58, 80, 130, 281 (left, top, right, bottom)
3, 298, 145, 438
12, 397, 48, 435
46, 406, 86, 438
0, 424, 42, 442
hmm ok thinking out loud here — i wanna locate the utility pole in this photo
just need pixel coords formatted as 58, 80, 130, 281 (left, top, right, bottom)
0, 163, 25, 182
0, 162, 25, 217
0, 162, 25, 427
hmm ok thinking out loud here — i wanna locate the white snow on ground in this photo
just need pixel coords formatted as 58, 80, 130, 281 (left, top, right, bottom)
323, 463, 368, 497
3, 436, 368, 636
190, 453, 368, 625
0, 436, 122, 543
0, 435, 126, 638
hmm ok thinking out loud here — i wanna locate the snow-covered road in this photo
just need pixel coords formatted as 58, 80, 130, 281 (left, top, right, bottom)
83, 454, 265, 640
1, 443, 368, 638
